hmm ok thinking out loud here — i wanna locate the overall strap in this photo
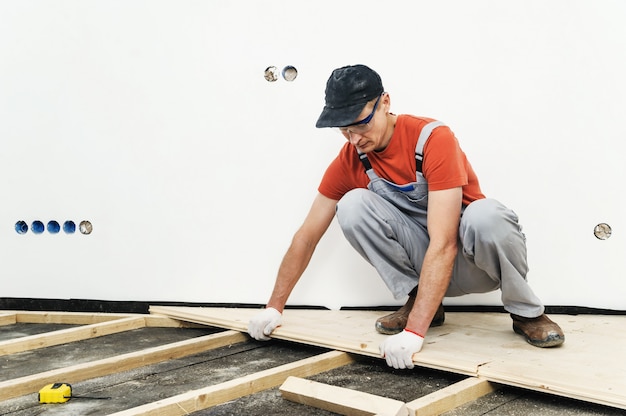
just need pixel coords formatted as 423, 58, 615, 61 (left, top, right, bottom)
358, 151, 372, 172
357, 150, 379, 181
415, 120, 445, 174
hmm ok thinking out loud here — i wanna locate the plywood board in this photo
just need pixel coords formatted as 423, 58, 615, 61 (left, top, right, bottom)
149, 306, 626, 410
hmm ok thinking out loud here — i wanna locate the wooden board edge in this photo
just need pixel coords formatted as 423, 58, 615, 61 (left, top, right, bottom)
8, 311, 140, 324
148, 306, 249, 331
476, 372, 626, 411
405, 377, 499, 416
106, 350, 356, 416
0, 313, 17, 326
143, 314, 207, 328
0, 316, 147, 356
0, 330, 247, 401
280, 376, 408, 416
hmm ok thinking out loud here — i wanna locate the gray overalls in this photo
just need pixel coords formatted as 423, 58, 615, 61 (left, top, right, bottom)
335, 122, 544, 318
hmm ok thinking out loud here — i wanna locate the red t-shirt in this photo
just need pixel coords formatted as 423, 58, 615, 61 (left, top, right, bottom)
318, 115, 485, 206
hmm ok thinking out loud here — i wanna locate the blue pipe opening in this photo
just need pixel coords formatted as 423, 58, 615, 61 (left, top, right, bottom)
47, 220, 61, 234
15, 220, 28, 234
31, 220, 45, 234
63, 220, 76, 234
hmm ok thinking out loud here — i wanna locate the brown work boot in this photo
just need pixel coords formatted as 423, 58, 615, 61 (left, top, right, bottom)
511, 313, 565, 347
375, 296, 445, 335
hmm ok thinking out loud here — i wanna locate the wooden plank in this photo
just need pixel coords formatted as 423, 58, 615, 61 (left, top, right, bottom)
1, 311, 200, 328
0, 313, 16, 326
405, 377, 498, 416
149, 306, 626, 410
143, 314, 206, 328
107, 350, 355, 416
0, 330, 247, 401
280, 375, 408, 416
0, 316, 146, 356
9, 311, 137, 325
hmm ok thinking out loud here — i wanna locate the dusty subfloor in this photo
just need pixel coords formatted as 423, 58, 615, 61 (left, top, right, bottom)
1, 322, 624, 416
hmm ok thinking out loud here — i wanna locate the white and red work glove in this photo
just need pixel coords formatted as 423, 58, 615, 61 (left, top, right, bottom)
379, 329, 424, 369
247, 307, 282, 341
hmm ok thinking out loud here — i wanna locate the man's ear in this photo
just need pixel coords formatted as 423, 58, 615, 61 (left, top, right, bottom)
383, 92, 391, 113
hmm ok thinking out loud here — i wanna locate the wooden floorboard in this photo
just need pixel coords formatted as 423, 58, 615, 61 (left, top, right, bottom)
149, 306, 626, 410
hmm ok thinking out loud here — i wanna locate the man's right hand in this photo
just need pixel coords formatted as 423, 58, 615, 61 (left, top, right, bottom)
247, 307, 282, 341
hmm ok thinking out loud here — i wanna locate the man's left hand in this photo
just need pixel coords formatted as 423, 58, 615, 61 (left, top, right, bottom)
379, 329, 424, 369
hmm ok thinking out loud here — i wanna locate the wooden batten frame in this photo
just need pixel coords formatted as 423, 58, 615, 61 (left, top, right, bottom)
280, 376, 408, 416
0, 330, 247, 401
107, 351, 356, 416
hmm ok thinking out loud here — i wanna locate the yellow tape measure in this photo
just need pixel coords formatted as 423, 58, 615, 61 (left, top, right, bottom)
38, 383, 72, 404
38, 382, 111, 404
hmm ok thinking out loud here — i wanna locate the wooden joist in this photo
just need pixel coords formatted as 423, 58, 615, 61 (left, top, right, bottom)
406, 377, 499, 416
280, 376, 408, 416
1, 310, 198, 328
0, 330, 247, 401
107, 350, 355, 416
7, 311, 136, 325
0, 313, 16, 326
278, 376, 498, 416
0, 316, 146, 356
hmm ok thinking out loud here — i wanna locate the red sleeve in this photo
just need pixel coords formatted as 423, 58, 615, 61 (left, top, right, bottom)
422, 126, 469, 191
318, 144, 369, 200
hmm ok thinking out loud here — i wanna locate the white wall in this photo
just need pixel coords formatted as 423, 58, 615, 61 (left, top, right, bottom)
1, 0, 625, 310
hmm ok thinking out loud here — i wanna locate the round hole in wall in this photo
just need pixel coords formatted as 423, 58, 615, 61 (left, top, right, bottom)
264, 66, 279, 82
15, 220, 28, 234
79, 220, 93, 235
63, 220, 76, 234
47, 220, 61, 234
31, 220, 45, 234
594, 223, 612, 240
282, 65, 298, 81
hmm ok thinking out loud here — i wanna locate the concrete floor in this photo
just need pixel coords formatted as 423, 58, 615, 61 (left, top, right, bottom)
1, 323, 624, 416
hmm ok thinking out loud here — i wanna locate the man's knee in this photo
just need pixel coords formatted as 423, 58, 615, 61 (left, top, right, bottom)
462, 198, 523, 243
336, 188, 373, 230
465, 198, 515, 226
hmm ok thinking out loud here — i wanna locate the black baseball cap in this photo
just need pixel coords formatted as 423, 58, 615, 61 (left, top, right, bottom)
316, 64, 384, 128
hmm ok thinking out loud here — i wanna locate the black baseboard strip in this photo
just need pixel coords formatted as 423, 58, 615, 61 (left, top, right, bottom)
0, 297, 623, 316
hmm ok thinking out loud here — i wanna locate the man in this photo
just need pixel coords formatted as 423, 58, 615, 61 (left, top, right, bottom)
248, 64, 564, 370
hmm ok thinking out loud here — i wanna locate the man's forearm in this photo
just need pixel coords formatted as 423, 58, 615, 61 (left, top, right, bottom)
405, 244, 457, 335
266, 234, 317, 312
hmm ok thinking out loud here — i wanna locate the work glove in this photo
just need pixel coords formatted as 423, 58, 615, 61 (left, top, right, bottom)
379, 329, 424, 369
247, 307, 282, 341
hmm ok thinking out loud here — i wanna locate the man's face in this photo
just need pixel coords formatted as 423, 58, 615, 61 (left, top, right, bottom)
339, 94, 389, 153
